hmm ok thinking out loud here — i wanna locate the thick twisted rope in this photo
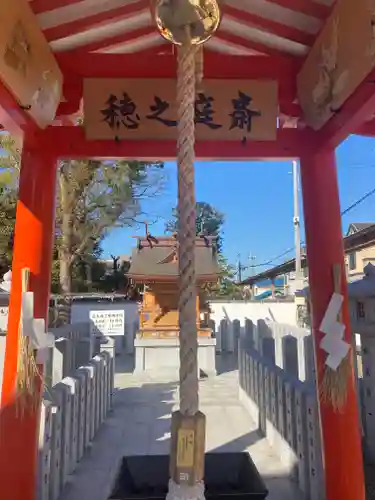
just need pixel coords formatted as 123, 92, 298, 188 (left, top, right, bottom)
177, 37, 199, 417
195, 45, 204, 93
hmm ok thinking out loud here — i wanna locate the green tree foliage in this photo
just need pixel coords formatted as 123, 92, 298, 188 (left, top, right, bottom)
0, 135, 164, 293
165, 201, 225, 252
165, 201, 241, 298
0, 136, 19, 276
214, 254, 243, 299
57, 158, 164, 293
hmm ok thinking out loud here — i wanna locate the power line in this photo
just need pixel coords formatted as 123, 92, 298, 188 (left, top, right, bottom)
249, 185, 375, 269
341, 186, 375, 216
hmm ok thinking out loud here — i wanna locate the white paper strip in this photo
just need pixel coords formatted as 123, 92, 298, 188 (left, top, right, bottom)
20, 291, 55, 360
21, 292, 35, 335
320, 292, 344, 336
320, 332, 349, 356
319, 292, 350, 371
326, 343, 350, 371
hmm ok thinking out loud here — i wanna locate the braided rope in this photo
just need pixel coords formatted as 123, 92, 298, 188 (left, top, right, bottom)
195, 45, 204, 93
177, 38, 199, 417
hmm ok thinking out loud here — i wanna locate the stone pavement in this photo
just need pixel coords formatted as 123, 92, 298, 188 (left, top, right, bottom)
59, 354, 303, 500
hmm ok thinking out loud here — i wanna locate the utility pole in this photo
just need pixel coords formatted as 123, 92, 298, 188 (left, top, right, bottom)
292, 160, 302, 281
248, 253, 256, 277
237, 254, 242, 282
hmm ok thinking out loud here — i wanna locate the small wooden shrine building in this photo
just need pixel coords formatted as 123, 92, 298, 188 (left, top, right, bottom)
128, 234, 219, 373
0, 0, 373, 498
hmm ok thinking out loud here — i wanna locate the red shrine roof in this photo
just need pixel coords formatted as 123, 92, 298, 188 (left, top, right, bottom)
31, 0, 332, 55
28, 0, 335, 130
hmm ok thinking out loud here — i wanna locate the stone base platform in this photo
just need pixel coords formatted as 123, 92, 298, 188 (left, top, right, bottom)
134, 337, 216, 376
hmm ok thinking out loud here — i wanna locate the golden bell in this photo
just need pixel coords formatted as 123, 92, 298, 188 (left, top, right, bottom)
152, 0, 222, 46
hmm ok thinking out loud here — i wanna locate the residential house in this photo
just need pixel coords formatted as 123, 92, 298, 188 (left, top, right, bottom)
241, 222, 375, 296
345, 223, 375, 282
253, 277, 285, 298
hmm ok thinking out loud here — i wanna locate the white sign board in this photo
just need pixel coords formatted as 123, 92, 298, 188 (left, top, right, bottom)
0, 306, 8, 333
89, 309, 125, 337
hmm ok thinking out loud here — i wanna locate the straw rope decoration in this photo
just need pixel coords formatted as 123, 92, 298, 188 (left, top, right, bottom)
320, 354, 351, 412
319, 264, 351, 412
16, 268, 43, 417
166, 27, 206, 500
195, 44, 204, 93
177, 29, 199, 417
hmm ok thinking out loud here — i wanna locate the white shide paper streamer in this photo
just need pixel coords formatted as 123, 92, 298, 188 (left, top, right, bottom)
319, 292, 350, 371
21, 291, 55, 364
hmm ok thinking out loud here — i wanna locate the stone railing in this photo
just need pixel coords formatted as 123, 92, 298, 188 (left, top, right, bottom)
238, 321, 324, 500
357, 328, 375, 464
46, 322, 98, 388
230, 317, 371, 500
37, 325, 116, 500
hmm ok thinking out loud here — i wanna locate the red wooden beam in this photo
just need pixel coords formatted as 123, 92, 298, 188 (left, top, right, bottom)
279, 101, 302, 118
268, 0, 331, 19
223, 5, 314, 46
56, 73, 83, 116
356, 120, 375, 137
54, 52, 299, 118
55, 51, 301, 79
55, 52, 299, 109
32, 0, 82, 15
317, 67, 375, 149
0, 80, 36, 136
133, 44, 172, 56
217, 31, 302, 60
69, 26, 156, 53
43, 0, 148, 42
35, 125, 317, 160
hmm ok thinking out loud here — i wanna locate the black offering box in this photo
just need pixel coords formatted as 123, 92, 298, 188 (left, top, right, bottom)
109, 453, 268, 500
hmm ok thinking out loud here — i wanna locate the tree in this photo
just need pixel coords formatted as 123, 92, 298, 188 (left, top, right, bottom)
165, 201, 225, 252
0, 135, 164, 293
57, 158, 164, 293
165, 201, 242, 298
214, 254, 243, 299
0, 136, 19, 276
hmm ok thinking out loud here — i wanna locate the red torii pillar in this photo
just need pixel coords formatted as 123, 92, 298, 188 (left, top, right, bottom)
300, 147, 365, 500
0, 132, 58, 500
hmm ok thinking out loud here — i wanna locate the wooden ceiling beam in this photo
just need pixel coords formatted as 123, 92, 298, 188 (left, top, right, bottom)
223, 5, 314, 46
32, 0, 82, 15
43, 0, 149, 42
66, 25, 156, 53
217, 31, 302, 60
268, 0, 331, 20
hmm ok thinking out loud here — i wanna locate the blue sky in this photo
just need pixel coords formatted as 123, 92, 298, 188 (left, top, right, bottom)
101, 134, 375, 277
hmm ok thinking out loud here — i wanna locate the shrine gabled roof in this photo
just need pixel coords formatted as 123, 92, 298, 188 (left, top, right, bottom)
31, 0, 334, 60
127, 236, 220, 281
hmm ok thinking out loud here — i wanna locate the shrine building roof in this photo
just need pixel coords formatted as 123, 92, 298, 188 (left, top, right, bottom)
127, 236, 220, 282
29, 0, 335, 131
33, 0, 331, 59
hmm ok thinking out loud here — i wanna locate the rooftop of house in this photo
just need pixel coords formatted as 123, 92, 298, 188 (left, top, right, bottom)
297, 263, 375, 299
346, 223, 375, 236
127, 236, 219, 282
347, 263, 375, 298
241, 222, 375, 286
254, 278, 285, 288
